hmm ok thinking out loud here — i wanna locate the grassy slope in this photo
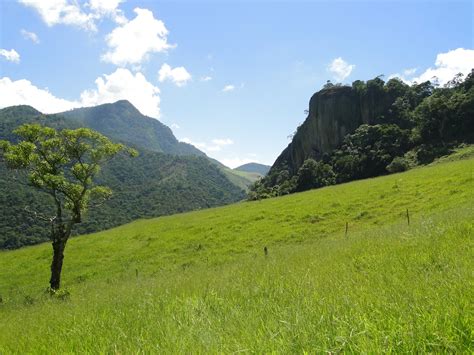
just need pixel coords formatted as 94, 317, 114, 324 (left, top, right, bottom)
0, 157, 473, 352
222, 167, 261, 190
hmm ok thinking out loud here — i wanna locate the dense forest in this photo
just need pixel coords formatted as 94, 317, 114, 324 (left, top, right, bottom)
250, 70, 474, 199
0, 105, 245, 249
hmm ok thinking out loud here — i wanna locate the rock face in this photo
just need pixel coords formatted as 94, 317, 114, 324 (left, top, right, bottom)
271, 84, 392, 175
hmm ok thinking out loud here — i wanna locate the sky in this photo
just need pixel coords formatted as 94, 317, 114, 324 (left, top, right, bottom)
0, 0, 473, 168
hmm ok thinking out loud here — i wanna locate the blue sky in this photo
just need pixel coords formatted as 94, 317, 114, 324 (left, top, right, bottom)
1, 0, 473, 168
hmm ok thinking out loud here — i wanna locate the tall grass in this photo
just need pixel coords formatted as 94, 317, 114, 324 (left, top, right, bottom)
0, 157, 473, 352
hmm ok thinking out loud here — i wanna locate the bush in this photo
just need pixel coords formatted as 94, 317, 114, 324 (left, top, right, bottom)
386, 157, 409, 173
295, 159, 336, 192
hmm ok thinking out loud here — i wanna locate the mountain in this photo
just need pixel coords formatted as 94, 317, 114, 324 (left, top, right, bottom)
256, 72, 474, 198
271, 81, 400, 176
0, 104, 246, 249
234, 163, 270, 176
59, 101, 257, 190
58, 100, 203, 156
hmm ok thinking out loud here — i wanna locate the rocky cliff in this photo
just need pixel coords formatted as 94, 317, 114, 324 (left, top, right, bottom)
270, 82, 394, 175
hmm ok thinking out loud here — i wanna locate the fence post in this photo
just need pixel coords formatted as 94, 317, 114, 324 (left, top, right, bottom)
345, 222, 348, 238
406, 209, 410, 226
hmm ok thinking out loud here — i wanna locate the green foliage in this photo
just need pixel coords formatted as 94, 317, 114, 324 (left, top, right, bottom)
0, 157, 473, 352
0, 124, 134, 227
386, 156, 409, 173
415, 72, 474, 144
331, 124, 411, 181
58, 100, 204, 156
295, 159, 335, 191
0, 107, 246, 249
253, 70, 474, 199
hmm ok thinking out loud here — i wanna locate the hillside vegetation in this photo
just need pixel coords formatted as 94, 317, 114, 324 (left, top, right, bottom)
0, 105, 245, 249
0, 156, 473, 352
256, 70, 474, 198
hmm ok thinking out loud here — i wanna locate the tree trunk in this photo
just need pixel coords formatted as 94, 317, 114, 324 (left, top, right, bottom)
50, 239, 66, 290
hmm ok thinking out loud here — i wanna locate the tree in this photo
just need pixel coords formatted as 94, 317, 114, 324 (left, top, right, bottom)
331, 124, 411, 180
0, 124, 137, 290
295, 159, 336, 192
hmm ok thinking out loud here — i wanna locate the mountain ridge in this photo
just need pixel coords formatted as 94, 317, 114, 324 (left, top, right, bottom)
234, 162, 270, 176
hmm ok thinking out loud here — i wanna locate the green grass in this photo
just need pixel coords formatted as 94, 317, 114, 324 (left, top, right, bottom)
222, 167, 261, 190
0, 157, 473, 352
431, 144, 474, 165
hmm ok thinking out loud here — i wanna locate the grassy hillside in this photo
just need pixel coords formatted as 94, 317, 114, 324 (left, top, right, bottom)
234, 162, 270, 176
0, 157, 473, 352
222, 166, 261, 190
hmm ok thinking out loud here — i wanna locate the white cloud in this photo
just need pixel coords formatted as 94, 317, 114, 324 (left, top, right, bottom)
200, 76, 212, 82
102, 8, 174, 66
20, 29, 40, 44
212, 138, 233, 146
1, 68, 161, 117
19, 0, 97, 31
222, 84, 235, 92
403, 68, 417, 76
158, 63, 192, 87
86, 0, 127, 24
80, 68, 161, 117
0, 49, 20, 63
179, 137, 234, 153
0, 77, 79, 112
19, 0, 128, 31
389, 49, 474, 86
328, 57, 355, 81
170, 123, 180, 129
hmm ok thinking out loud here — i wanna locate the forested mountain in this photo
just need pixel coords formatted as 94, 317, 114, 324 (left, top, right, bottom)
234, 163, 270, 176
0, 105, 245, 249
58, 101, 256, 189
251, 70, 474, 199
58, 100, 203, 156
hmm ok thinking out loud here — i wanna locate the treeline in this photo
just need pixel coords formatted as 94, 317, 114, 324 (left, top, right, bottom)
250, 70, 474, 199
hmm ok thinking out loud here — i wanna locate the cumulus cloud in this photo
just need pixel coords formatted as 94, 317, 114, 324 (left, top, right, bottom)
86, 0, 127, 24
1, 68, 161, 117
19, 0, 127, 31
19, 0, 97, 31
328, 57, 355, 81
391, 48, 474, 86
102, 8, 174, 66
0, 77, 79, 112
200, 76, 212, 82
80, 68, 161, 117
20, 29, 40, 44
158, 63, 192, 87
0, 49, 20, 63
212, 138, 233, 146
180, 137, 234, 153
222, 84, 235, 92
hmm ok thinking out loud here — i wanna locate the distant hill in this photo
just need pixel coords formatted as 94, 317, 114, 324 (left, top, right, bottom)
0, 104, 245, 249
234, 163, 270, 176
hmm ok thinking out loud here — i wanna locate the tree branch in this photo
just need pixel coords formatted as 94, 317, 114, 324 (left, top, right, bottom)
24, 206, 56, 223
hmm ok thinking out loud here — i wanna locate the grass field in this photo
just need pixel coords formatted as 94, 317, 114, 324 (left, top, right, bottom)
0, 155, 473, 352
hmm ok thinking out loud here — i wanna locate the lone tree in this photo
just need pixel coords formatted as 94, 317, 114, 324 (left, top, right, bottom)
0, 124, 137, 290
